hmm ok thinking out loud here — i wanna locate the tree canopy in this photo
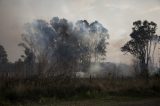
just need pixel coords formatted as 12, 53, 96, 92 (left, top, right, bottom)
0, 45, 8, 64
121, 20, 160, 77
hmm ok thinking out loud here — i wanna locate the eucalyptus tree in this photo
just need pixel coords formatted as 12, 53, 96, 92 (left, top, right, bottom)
20, 17, 109, 77
121, 20, 160, 78
0, 45, 8, 65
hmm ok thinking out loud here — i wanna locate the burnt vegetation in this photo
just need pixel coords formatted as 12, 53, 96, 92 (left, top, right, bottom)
0, 18, 160, 105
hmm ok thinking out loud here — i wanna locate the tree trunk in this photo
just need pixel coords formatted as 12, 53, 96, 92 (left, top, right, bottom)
140, 58, 149, 80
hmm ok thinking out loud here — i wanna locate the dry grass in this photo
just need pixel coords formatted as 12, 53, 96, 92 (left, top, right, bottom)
0, 77, 160, 105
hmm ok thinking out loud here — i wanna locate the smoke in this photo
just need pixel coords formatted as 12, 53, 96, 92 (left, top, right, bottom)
22, 20, 56, 56
21, 17, 109, 75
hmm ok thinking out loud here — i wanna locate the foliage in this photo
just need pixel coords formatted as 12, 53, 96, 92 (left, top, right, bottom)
0, 45, 8, 65
121, 20, 160, 78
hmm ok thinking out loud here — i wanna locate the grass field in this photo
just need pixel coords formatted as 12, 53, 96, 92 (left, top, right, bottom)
1, 77, 160, 106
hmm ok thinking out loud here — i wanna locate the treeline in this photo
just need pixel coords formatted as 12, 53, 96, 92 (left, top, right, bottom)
0, 18, 160, 79
0, 17, 109, 79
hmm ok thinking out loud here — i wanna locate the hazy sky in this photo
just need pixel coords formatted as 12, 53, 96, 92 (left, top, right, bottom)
0, 0, 160, 64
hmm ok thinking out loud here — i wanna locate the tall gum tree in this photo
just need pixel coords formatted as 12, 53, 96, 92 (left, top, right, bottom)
121, 20, 160, 78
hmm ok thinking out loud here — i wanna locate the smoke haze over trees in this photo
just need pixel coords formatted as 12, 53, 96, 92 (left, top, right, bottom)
19, 17, 109, 77
0, 17, 160, 105
0, 1, 160, 105
0, 18, 160, 78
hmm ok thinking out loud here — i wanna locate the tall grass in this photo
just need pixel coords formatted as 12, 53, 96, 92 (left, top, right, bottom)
0, 76, 160, 105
